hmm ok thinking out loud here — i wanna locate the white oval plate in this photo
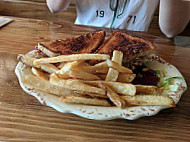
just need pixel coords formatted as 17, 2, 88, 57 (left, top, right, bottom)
15, 51, 187, 120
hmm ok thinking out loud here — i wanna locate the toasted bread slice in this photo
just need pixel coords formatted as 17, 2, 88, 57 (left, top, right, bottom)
38, 31, 106, 57
95, 31, 155, 62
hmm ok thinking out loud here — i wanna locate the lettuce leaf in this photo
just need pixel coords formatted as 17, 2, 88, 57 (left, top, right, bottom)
156, 70, 184, 91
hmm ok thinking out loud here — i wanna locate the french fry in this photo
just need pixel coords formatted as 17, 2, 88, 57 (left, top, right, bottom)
106, 50, 123, 81
121, 95, 175, 107
17, 54, 59, 73
98, 73, 136, 83
105, 81, 136, 96
56, 71, 71, 79
106, 59, 133, 74
105, 68, 118, 81
50, 74, 106, 95
39, 64, 59, 74
33, 54, 110, 65
74, 91, 108, 98
79, 61, 109, 74
60, 96, 111, 106
56, 61, 84, 79
79, 62, 91, 67
22, 74, 75, 96
111, 50, 123, 65
135, 85, 164, 94
58, 68, 101, 80
57, 61, 101, 80
31, 67, 49, 81
105, 85, 125, 108
58, 62, 67, 69
68, 68, 101, 80
56, 61, 83, 79
117, 73, 136, 83
94, 61, 107, 67
61, 61, 84, 71
82, 80, 136, 96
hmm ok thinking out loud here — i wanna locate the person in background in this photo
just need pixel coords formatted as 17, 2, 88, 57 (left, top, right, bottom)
46, 0, 190, 38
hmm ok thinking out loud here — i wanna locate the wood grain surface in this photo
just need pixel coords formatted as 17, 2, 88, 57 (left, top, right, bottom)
0, 16, 190, 142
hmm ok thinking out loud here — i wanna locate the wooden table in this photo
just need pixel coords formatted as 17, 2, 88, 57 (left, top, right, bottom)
0, 17, 190, 142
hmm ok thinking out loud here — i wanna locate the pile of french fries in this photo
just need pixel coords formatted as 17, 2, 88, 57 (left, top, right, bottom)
17, 50, 175, 109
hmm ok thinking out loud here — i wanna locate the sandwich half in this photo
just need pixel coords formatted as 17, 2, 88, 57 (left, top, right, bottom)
95, 31, 156, 62
38, 31, 106, 57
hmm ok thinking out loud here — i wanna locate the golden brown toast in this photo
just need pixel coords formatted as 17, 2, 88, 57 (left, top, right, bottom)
38, 31, 106, 57
95, 31, 155, 62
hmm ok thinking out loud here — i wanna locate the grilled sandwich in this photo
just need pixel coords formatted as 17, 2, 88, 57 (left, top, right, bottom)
95, 31, 155, 62
37, 31, 155, 64
38, 31, 106, 57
